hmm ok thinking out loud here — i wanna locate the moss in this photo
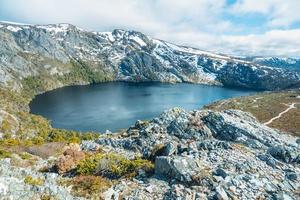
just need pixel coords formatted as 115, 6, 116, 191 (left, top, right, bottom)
24, 176, 44, 186
77, 153, 154, 178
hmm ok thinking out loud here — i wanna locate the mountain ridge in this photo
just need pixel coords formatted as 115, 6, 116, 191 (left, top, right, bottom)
0, 21, 299, 92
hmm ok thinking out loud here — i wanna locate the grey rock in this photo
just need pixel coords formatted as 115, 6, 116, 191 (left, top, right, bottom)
213, 168, 228, 179
155, 156, 201, 183
285, 170, 298, 181
267, 146, 298, 163
80, 140, 100, 151
215, 186, 229, 200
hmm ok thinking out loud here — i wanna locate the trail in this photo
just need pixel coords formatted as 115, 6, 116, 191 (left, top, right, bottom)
264, 103, 298, 125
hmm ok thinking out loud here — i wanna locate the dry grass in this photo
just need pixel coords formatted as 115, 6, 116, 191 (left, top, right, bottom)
205, 90, 300, 136
60, 175, 111, 199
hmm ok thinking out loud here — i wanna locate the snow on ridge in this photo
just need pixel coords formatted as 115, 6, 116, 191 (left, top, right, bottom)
97, 32, 115, 42
164, 41, 230, 59
36, 24, 71, 34
129, 35, 147, 46
6, 26, 22, 32
153, 39, 250, 64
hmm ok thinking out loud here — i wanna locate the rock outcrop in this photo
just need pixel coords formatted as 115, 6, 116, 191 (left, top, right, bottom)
95, 108, 300, 199
0, 107, 299, 199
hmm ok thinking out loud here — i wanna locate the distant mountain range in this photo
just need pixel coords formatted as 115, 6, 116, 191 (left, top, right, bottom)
0, 21, 299, 91
248, 57, 300, 71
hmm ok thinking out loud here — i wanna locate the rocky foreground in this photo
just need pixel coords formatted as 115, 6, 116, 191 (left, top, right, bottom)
0, 108, 299, 199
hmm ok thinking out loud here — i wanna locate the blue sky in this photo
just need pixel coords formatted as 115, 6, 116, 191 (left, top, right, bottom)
1, 0, 300, 57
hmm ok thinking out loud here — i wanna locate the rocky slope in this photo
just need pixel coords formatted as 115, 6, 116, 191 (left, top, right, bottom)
205, 90, 300, 137
1, 108, 299, 199
249, 57, 300, 71
0, 21, 299, 91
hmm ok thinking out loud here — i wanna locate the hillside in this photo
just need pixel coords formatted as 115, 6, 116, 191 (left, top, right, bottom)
0, 21, 299, 92
0, 22, 299, 200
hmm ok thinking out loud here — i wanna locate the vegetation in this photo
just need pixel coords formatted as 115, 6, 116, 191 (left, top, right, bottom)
77, 152, 154, 178
64, 175, 111, 198
24, 176, 44, 186
205, 91, 300, 136
0, 149, 12, 159
19, 152, 33, 160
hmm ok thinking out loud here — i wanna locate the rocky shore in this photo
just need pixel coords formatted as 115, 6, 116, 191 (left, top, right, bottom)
1, 108, 299, 199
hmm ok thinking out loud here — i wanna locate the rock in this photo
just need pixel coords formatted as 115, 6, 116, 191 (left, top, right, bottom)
55, 145, 85, 174
285, 170, 297, 181
213, 168, 228, 179
203, 110, 288, 148
229, 186, 236, 193
275, 192, 294, 200
155, 156, 201, 183
80, 140, 101, 151
0, 181, 8, 196
267, 146, 298, 163
215, 186, 229, 200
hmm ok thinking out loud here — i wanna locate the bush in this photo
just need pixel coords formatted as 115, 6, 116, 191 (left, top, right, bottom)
0, 149, 12, 159
69, 175, 111, 198
24, 176, 44, 186
77, 153, 154, 178
19, 152, 33, 160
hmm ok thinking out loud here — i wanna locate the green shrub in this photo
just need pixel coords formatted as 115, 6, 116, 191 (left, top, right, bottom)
0, 149, 12, 159
24, 176, 44, 186
77, 153, 154, 178
19, 152, 33, 160
69, 175, 111, 198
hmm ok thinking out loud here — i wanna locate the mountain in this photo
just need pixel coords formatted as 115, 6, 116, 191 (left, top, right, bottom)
248, 57, 300, 71
0, 21, 299, 91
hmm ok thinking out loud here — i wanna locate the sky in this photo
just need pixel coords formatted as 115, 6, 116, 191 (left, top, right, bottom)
1, 0, 300, 57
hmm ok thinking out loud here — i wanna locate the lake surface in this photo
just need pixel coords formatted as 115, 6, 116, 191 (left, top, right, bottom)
30, 82, 256, 132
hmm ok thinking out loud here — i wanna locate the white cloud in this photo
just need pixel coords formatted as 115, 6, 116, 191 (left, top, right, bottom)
155, 29, 300, 57
231, 0, 300, 27
1, 0, 300, 57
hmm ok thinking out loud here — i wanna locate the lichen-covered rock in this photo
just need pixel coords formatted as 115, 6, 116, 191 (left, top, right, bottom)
55, 144, 85, 174
0, 158, 82, 200
155, 156, 201, 183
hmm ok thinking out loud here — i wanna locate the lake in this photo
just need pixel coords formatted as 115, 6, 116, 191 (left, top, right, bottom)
30, 82, 256, 132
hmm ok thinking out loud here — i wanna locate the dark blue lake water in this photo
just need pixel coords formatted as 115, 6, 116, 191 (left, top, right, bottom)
30, 82, 256, 132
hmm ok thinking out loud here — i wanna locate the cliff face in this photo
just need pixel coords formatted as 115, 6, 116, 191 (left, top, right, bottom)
1, 22, 299, 91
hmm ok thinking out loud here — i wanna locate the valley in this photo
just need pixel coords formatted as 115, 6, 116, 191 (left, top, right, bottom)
0, 21, 299, 200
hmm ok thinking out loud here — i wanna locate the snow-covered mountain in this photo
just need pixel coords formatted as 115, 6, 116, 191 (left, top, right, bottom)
0, 22, 299, 91
249, 57, 300, 71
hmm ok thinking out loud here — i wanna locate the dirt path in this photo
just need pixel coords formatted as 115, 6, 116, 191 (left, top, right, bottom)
264, 103, 298, 125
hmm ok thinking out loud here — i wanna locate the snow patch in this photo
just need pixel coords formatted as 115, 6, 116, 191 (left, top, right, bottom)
129, 35, 147, 46
6, 26, 22, 32
38, 24, 70, 34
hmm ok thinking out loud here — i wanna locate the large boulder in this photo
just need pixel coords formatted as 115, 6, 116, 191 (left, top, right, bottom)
54, 144, 85, 174
155, 156, 201, 183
